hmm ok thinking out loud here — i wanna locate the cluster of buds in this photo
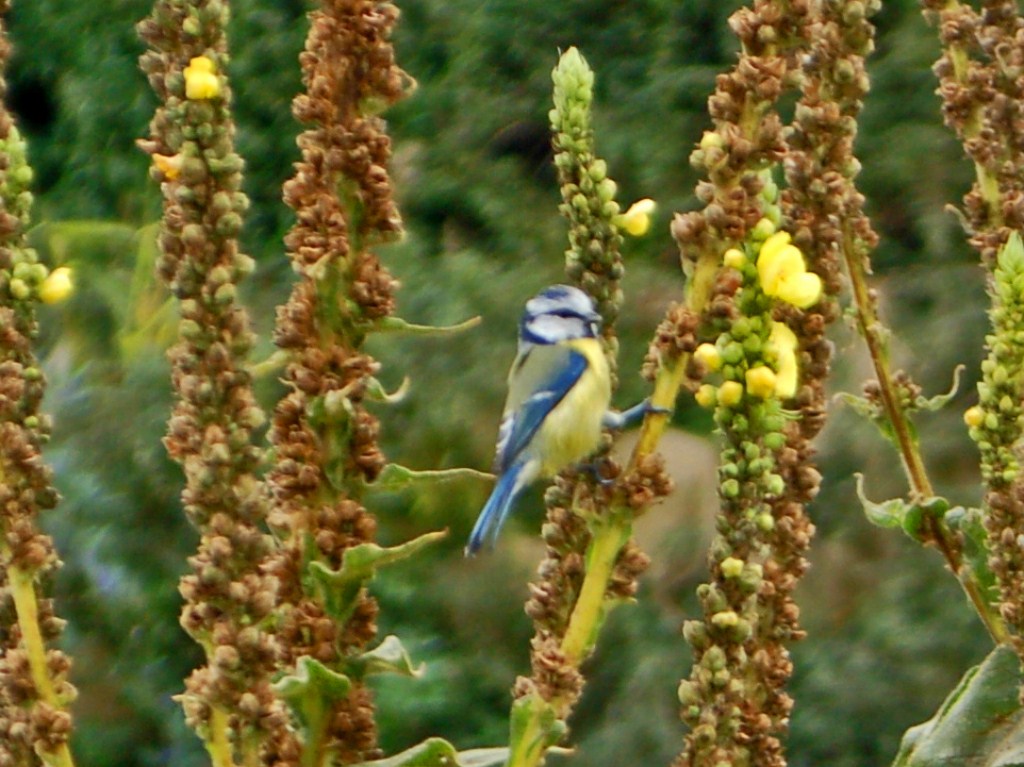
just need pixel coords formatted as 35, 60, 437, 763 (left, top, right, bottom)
550, 48, 655, 357
264, 0, 410, 762
693, 204, 813, 418
0, 5, 75, 762
138, 1, 285, 762
923, 0, 1024, 265
966, 233, 1024, 653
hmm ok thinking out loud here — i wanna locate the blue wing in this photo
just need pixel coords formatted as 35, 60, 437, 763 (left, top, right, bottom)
465, 461, 531, 556
493, 345, 588, 473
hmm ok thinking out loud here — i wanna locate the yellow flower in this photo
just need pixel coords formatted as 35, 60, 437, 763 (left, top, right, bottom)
718, 380, 744, 408
745, 365, 777, 399
694, 342, 723, 372
184, 56, 220, 100
964, 406, 985, 428
616, 198, 656, 237
756, 231, 823, 309
695, 383, 717, 409
723, 248, 746, 269
768, 321, 799, 398
776, 271, 822, 309
39, 266, 74, 305
152, 153, 183, 180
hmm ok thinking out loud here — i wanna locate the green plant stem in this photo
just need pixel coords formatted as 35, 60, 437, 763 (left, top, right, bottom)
630, 250, 719, 467
507, 707, 548, 767
843, 231, 1009, 645
205, 706, 235, 767
559, 519, 631, 668
8, 564, 76, 767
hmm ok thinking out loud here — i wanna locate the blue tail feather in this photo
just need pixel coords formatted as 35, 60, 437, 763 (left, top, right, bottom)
466, 463, 526, 556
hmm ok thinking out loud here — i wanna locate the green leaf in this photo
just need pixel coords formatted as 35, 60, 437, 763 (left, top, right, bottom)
350, 738, 458, 767
273, 656, 352, 733
946, 506, 999, 602
853, 475, 950, 542
893, 645, 1024, 767
854, 473, 907, 529
452, 749, 513, 767
372, 463, 494, 492
365, 375, 411, 404
916, 364, 964, 412
345, 635, 424, 681
349, 738, 512, 767
998, 231, 1024, 275
370, 315, 482, 336
508, 693, 567, 767
309, 531, 447, 623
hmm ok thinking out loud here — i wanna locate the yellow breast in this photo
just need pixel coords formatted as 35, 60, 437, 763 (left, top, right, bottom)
536, 338, 611, 477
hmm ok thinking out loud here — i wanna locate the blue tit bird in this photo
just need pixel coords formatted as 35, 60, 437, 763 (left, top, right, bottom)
465, 284, 656, 556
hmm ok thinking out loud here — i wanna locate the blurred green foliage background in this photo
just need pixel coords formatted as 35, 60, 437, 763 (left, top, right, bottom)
7, 0, 996, 765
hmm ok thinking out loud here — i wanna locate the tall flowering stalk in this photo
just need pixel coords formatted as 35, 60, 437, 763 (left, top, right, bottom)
262, 1, 412, 764
0, 5, 76, 766
925, 0, 1024, 658
507, 48, 672, 767
668, 1, 842, 764
137, 2, 284, 765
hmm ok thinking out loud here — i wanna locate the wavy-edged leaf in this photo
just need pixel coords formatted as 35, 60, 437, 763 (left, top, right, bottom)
349, 738, 510, 767
365, 375, 411, 404
893, 645, 1024, 767
309, 531, 447, 623
373, 463, 493, 492
345, 635, 423, 681
273, 656, 352, 733
916, 365, 964, 412
855, 473, 906, 529
508, 693, 567, 767
371, 314, 482, 336
854, 475, 950, 541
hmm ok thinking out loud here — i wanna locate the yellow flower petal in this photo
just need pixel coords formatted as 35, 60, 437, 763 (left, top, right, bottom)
618, 198, 656, 237
758, 231, 791, 262
768, 322, 799, 398
776, 270, 823, 309
758, 243, 805, 296
745, 366, 777, 399
153, 153, 183, 180
184, 56, 221, 100
39, 266, 74, 305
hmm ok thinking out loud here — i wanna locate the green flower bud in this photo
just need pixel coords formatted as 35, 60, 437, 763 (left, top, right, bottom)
677, 680, 701, 707
683, 620, 710, 650
721, 478, 740, 498
765, 473, 785, 495
9, 278, 29, 300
